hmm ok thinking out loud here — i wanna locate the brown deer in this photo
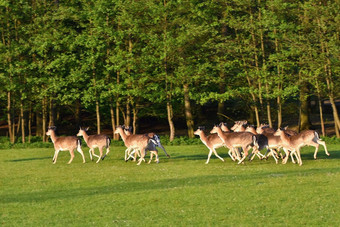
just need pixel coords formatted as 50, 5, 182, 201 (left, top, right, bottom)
123, 126, 170, 163
210, 125, 259, 164
230, 120, 248, 132
194, 126, 227, 164
77, 127, 111, 163
256, 124, 276, 134
114, 126, 151, 165
46, 126, 85, 164
294, 129, 329, 160
274, 128, 306, 165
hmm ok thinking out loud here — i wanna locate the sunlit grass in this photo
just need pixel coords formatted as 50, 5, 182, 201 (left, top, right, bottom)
1, 144, 339, 226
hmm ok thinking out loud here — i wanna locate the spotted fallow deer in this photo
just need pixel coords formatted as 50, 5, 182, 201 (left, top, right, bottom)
77, 127, 111, 163
210, 125, 259, 164
46, 126, 85, 164
114, 126, 151, 165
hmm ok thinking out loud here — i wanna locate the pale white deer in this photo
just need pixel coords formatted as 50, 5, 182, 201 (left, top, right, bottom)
46, 126, 85, 164
77, 127, 111, 163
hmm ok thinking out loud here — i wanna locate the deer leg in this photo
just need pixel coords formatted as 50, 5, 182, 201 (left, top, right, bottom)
102, 147, 110, 160
148, 151, 153, 164
53, 150, 60, 164
88, 149, 93, 161
96, 148, 103, 163
238, 147, 249, 164
271, 150, 278, 164
205, 149, 213, 164
92, 149, 100, 159
228, 149, 236, 161
68, 149, 75, 164
137, 149, 145, 165
282, 148, 290, 164
212, 148, 224, 162
317, 140, 329, 157
77, 146, 86, 163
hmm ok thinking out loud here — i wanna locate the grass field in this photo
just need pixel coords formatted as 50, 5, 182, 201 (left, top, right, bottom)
1, 144, 339, 226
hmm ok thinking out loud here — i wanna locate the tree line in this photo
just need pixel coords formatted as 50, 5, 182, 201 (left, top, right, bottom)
0, 0, 339, 144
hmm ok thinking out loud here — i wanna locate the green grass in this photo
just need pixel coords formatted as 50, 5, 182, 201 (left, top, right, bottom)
1, 144, 339, 226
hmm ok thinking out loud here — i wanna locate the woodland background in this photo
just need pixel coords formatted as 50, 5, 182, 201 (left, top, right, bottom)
0, 0, 339, 144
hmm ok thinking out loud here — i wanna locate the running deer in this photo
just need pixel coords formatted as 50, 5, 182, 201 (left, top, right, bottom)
230, 120, 248, 132
46, 126, 85, 164
256, 124, 276, 134
194, 126, 226, 164
123, 126, 170, 163
256, 126, 299, 164
246, 125, 282, 164
295, 129, 329, 160
77, 127, 111, 163
210, 125, 259, 164
114, 125, 151, 165
274, 128, 308, 165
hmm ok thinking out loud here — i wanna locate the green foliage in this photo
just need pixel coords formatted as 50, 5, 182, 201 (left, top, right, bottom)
0, 0, 339, 139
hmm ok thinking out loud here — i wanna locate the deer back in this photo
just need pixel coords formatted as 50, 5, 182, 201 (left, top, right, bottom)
87, 134, 110, 148
54, 136, 80, 150
225, 132, 255, 147
206, 134, 224, 149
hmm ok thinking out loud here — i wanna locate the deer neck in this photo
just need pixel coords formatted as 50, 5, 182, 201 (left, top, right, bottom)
118, 129, 128, 143
82, 132, 89, 143
49, 131, 58, 144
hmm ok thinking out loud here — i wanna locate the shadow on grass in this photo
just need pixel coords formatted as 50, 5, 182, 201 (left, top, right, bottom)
2, 167, 339, 204
5, 157, 51, 162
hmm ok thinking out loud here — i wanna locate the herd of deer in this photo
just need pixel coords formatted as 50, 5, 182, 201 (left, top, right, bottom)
194, 120, 329, 166
45, 120, 329, 166
46, 125, 169, 165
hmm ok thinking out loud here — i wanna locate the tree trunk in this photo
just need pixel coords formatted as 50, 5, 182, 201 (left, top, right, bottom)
75, 99, 81, 126
246, 75, 260, 127
277, 94, 282, 128
115, 71, 120, 140
49, 97, 55, 127
329, 96, 340, 137
20, 100, 25, 143
42, 97, 47, 142
125, 99, 131, 127
96, 99, 101, 134
110, 98, 116, 139
183, 83, 194, 138
7, 91, 14, 143
132, 105, 138, 134
299, 81, 311, 131
28, 103, 32, 143
217, 71, 226, 122
36, 110, 42, 137
167, 99, 175, 141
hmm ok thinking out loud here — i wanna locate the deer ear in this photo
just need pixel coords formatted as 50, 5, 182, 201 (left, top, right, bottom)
85, 127, 89, 131
284, 126, 288, 130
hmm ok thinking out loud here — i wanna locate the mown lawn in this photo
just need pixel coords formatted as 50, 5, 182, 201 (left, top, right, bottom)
1, 144, 339, 226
